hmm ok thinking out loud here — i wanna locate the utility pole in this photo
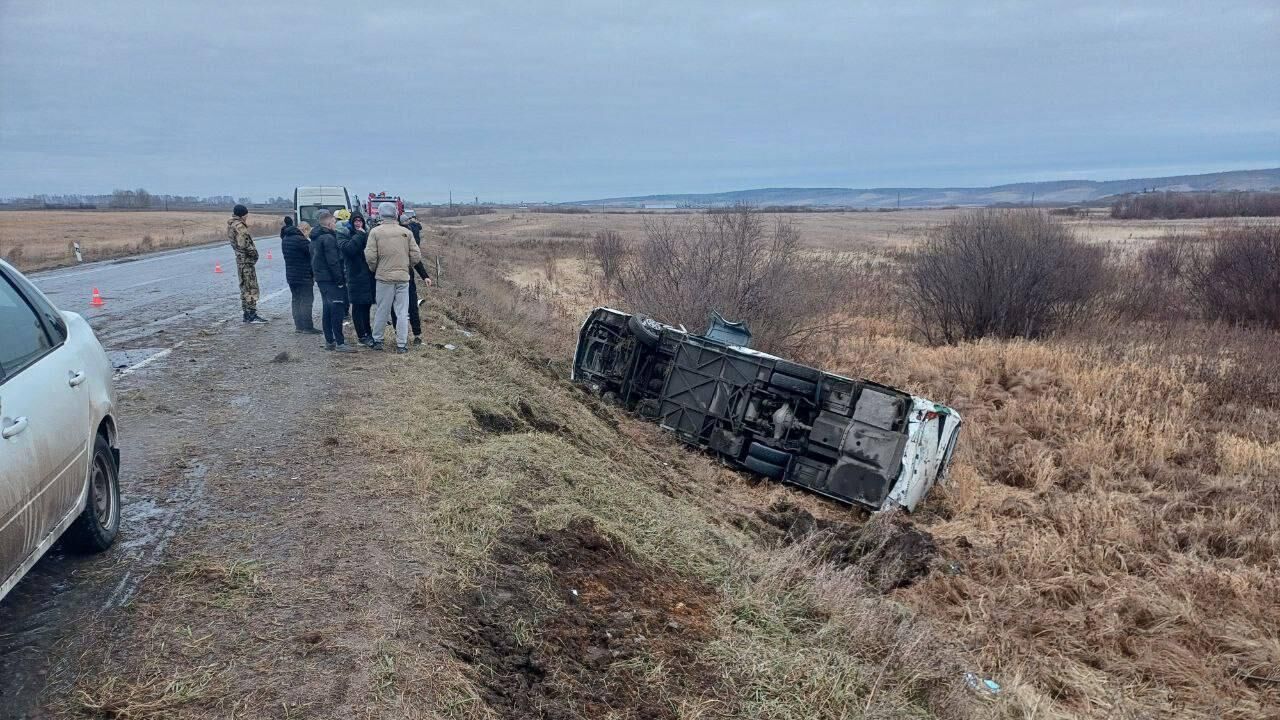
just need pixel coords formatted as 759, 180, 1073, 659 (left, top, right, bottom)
896, 191, 900, 209
448, 190, 452, 208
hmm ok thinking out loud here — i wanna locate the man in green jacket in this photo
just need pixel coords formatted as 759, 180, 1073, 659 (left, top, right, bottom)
227, 204, 267, 324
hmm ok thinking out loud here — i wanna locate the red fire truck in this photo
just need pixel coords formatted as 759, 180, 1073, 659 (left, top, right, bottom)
365, 192, 405, 219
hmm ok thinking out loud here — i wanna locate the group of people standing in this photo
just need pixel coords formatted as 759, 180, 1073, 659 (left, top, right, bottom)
227, 201, 431, 354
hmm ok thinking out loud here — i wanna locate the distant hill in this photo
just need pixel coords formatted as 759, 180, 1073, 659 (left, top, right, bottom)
564, 168, 1280, 209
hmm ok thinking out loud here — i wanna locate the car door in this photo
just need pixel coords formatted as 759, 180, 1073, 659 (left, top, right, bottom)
0, 269, 88, 586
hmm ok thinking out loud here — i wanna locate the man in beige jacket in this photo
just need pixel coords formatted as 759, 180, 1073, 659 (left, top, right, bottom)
365, 202, 422, 353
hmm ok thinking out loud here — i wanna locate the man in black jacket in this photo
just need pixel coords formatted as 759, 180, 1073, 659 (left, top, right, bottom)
309, 210, 355, 352
337, 215, 376, 345
280, 216, 319, 333
398, 210, 432, 345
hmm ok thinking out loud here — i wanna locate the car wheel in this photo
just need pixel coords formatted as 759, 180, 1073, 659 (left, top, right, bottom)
748, 441, 792, 466
628, 314, 662, 347
66, 434, 121, 553
743, 454, 787, 479
770, 372, 817, 397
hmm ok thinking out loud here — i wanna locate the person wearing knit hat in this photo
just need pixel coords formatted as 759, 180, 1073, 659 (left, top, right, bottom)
227, 204, 266, 323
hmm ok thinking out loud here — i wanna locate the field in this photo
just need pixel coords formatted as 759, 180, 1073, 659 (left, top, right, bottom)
6, 205, 1276, 718
0, 210, 279, 271
425, 209, 1280, 718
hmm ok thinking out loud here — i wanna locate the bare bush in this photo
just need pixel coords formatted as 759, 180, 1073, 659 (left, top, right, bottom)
1110, 234, 1199, 322
903, 209, 1105, 343
589, 229, 626, 291
2, 242, 25, 265
1187, 224, 1280, 328
1111, 190, 1280, 219
619, 205, 860, 354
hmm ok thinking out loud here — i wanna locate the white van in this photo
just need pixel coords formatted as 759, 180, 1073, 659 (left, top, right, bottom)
294, 187, 351, 226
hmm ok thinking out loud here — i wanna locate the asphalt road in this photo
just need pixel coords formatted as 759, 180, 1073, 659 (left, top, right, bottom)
31, 235, 288, 365
0, 237, 287, 716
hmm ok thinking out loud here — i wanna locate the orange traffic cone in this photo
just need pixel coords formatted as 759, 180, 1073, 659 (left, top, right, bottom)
90, 288, 104, 307
215, 262, 223, 274
267, 249, 273, 261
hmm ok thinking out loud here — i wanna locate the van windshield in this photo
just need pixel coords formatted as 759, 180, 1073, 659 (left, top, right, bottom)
298, 205, 346, 224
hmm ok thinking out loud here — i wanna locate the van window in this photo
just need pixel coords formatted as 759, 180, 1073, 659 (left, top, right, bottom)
0, 273, 55, 382
297, 205, 347, 224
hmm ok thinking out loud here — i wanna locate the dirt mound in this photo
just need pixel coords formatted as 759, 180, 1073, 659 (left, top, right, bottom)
753, 500, 938, 590
470, 405, 524, 434
449, 517, 719, 719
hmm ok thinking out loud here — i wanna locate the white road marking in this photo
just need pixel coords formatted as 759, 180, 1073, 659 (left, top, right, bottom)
115, 343, 184, 377
118, 277, 170, 291
110, 287, 289, 376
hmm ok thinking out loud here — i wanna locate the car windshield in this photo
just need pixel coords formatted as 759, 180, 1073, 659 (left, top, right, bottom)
298, 205, 346, 224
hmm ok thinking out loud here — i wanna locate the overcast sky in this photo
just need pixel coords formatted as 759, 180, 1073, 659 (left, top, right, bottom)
1, 1, 1277, 203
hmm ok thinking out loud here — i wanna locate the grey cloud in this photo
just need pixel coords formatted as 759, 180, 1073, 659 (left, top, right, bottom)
1, 0, 1277, 201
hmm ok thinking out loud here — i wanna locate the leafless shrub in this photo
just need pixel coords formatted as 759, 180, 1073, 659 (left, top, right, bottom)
1109, 234, 1199, 322
139, 234, 155, 252
546, 229, 591, 239
618, 205, 861, 354
423, 205, 494, 218
2, 242, 24, 265
542, 249, 557, 285
1187, 224, 1280, 328
589, 229, 626, 291
903, 209, 1105, 343
1111, 190, 1280, 219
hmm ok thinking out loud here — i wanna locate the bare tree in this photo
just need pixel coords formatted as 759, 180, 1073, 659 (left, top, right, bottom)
903, 209, 1105, 343
590, 229, 627, 291
619, 205, 862, 354
1187, 224, 1280, 328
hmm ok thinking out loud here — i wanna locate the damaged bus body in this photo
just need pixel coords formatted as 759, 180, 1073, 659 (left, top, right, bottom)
572, 308, 962, 512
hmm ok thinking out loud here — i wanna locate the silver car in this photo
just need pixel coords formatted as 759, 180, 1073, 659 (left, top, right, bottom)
0, 259, 121, 601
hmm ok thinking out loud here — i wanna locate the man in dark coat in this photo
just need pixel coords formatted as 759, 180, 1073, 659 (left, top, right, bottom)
309, 210, 355, 352
280, 216, 319, 333
398, 210, 432, 346
337, 215, 376, 345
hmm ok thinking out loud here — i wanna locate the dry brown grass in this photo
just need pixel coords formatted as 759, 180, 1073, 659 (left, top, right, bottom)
435, 211, 1280, 718
0, 210, 279, 271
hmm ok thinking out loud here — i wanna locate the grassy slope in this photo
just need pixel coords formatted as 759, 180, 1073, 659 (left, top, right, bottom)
346, 297, 986, 719
444, 215, 1280, 719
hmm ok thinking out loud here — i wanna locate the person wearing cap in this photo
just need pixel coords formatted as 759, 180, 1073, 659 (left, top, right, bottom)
227, 204, 266, 323
396, 210, 432, 345
310, 209, 356, 353
365, 202, 421, 353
